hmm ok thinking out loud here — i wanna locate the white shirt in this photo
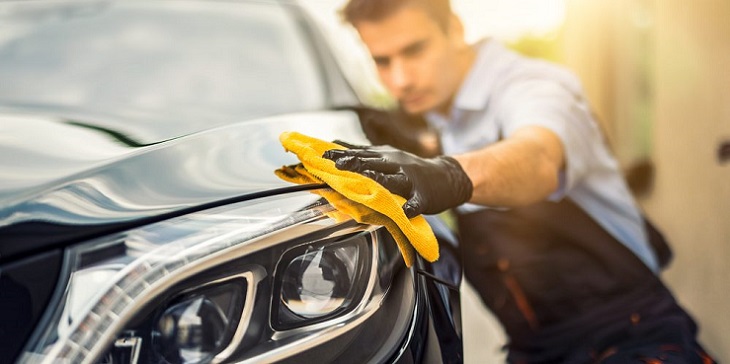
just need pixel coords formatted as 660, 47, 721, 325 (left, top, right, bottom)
425, 39, 659, 272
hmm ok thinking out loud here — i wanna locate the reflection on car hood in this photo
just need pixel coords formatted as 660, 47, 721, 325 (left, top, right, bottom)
0, 109, 367, 230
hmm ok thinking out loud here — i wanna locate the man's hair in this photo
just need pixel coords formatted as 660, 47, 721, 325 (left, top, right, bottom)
341, 0, 452, 32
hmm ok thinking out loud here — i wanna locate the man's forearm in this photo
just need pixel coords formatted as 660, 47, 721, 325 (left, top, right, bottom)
453, 126, 565, 207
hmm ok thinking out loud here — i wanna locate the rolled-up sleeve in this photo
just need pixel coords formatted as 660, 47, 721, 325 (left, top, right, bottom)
495, 76, 603, 200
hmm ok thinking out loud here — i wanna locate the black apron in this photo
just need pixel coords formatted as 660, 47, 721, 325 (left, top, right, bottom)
458, 198, 711, 363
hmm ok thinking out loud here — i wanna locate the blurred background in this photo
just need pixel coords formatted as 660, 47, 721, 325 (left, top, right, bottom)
302, 0, 730, 362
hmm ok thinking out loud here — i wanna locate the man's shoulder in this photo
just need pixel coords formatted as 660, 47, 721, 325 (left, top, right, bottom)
477, 39, 581, 90
451, 39, 585, 114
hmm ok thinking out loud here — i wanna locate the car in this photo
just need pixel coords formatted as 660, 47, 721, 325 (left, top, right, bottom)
0, 1, 463, 363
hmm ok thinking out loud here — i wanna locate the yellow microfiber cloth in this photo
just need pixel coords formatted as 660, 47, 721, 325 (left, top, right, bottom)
274, 131, 439, 267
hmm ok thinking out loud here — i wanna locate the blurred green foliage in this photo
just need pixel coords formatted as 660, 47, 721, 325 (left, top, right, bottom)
506, 30, 564, 63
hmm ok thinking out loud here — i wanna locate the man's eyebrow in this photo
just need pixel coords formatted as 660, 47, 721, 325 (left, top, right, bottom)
401, 39, 427, 55
370, 38, 429, 64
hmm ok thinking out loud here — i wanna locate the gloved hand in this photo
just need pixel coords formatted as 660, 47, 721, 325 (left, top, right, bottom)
323, 142, 473, 218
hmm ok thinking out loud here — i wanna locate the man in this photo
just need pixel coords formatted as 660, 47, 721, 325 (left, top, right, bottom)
322, 0, 715, 363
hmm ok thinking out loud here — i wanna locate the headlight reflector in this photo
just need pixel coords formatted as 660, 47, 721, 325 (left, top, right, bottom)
281, 245, 357, 317
276, 237, 370, 329
154, 280, 245, 364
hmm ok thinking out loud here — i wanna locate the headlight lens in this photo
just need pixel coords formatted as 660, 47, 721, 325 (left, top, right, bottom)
154, 280, 245, 364
275, 238, 369, 329
157, 296, 227, 362
281, 246, 358, 317
21, 191, 412, 364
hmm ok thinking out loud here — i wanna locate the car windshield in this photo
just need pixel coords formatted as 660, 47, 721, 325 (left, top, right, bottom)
0, 0, 327, 140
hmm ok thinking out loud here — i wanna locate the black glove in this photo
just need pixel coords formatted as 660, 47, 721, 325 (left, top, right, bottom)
323, 143, 473, 218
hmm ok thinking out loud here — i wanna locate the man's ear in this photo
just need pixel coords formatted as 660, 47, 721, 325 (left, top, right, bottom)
447, 13, 467, 49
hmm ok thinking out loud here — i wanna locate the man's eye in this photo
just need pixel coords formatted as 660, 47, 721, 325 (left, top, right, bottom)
403, 42, 425, 57
373, 57, 390, 67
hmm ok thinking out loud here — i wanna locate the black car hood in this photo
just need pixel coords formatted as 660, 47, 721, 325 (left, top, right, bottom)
0, 109, 368, 259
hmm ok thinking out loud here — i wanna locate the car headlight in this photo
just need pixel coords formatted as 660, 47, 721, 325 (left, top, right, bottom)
276, 239, 368, 326
21, 190, 414, 364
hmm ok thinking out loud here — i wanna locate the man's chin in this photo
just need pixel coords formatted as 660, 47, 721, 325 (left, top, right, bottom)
399, 100, 433, 115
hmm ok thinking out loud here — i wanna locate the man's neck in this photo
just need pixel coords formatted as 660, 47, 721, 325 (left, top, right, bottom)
433, 44, 477, 117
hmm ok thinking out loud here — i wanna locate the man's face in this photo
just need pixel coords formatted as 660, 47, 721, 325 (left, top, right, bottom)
355, 5, 465, 115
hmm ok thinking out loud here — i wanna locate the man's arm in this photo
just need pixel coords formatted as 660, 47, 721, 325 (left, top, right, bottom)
454, 125, 565, 207
323, 124, 566, 218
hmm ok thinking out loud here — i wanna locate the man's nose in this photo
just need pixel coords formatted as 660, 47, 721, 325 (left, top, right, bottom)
388, 58, 411, 91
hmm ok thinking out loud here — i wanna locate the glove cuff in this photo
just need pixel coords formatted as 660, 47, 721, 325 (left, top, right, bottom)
438, 156, 474, 206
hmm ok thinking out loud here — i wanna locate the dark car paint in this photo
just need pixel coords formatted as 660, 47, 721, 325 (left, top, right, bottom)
0, 250, 63, 361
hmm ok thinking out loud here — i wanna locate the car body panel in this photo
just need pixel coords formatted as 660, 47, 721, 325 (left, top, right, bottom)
0, 110, 369, 259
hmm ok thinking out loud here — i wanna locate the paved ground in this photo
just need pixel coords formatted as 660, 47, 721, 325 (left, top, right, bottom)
460, 281, 508, 363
